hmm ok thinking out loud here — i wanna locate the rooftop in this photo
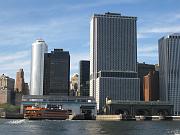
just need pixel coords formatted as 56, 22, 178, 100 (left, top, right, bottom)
22, 95, 96, 103
161, 33, 180, 39
36, 39, 45, 42
92, 12, 137, 19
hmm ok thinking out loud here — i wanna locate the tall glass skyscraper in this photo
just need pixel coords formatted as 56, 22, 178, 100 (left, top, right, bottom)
43, 49, 70, 96
79, 60, 90, 96
159, 33, 180, 115
90, 13, 140, 111
30, 39, 48, 95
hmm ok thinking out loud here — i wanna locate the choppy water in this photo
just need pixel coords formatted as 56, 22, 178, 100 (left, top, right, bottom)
0, 119, 180, 135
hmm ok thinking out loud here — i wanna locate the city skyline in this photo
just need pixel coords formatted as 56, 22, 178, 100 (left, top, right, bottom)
0, 0, 180, 82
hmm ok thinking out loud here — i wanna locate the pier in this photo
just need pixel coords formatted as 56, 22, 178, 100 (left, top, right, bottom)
96, 115, 180, 121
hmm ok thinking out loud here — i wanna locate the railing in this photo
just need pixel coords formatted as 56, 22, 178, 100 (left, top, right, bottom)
107, 100, 172, 105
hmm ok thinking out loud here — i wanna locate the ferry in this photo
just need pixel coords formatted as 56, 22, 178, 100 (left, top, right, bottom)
24, 105, 69, 120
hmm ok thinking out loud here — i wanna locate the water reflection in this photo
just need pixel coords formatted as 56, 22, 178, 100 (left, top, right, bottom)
167, 129, 180, 135
0, 120, 180, 135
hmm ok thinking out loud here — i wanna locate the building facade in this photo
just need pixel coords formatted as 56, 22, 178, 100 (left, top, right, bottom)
144, 71, 159, 101
79, 60, 90, 96
90, 13, 140, 111
159, 33, 180, 115
70, 73, 79, 96
138, 63, 155, 100
0, 74, 15, 104
43, 49, 70, 95
15, 69, 24, 93
105, 99, 173, 116
30, 39, 48, 95
15, 69, 29, 95
14, 69, 29, 106
155, 64, 160, 71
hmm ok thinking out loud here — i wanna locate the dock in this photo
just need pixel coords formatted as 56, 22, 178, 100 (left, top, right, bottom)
96, 115, 180, 121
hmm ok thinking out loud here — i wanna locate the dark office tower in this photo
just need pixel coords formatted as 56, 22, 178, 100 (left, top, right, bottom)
144, 71, 159, 101
24, 83, 29, 95
90, 12, 140, 111
79, 60, 90, 96
138, 63, 155, 100
43, 49, 70, 95
159, 33, 180, 115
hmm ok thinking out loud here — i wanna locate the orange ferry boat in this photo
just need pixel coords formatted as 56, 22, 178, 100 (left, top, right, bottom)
24, 106, 69, 120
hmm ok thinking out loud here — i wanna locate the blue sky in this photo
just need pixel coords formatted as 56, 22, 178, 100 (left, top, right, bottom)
0, 0, 180, 82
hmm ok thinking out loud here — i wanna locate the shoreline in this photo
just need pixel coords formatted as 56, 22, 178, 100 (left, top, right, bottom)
2, 115, 180, 121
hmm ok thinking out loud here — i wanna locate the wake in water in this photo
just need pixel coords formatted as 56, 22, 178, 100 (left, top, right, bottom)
7, 119, 26, 125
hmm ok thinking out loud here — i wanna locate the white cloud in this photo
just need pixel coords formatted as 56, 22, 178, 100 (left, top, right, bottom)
66, 0, 144, 10
137, 33, 148, 39
0, 59, 30, 82
0, 60, 30, 71
0, 50, 30, 63
137, 44, 158, 64
0, 14, 89, 82
137, 44, 158, 58
138, 12, 180, 34
0, 14, 87, 49
174, 14, 180, 19
140, 25, 180, 34
138, 45, 157, 53
0, 50, 31, 82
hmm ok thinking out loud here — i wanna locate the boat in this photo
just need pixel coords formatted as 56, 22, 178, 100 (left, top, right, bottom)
24, 105, 69, 120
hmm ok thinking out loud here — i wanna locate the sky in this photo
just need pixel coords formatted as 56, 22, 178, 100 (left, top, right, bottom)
0, 0, 180, 83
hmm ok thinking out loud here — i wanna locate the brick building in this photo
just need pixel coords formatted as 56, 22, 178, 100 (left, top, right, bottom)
14, 69, 29, 105
138, 63, 155, 100
144, 71, 159, 101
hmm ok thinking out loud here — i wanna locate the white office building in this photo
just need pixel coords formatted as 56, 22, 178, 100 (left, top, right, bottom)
159, 33, 180, 115
30, 39, 48, 95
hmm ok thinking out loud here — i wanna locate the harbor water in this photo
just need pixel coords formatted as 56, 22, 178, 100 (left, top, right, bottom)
0, 119, 180, 135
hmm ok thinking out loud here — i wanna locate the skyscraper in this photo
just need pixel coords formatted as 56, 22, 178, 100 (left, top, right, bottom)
79, 60, 90, 96
90, 12, 140, 111
30, 39, 48, 95
43, 49, 70, 95
159, 33, 180, 115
